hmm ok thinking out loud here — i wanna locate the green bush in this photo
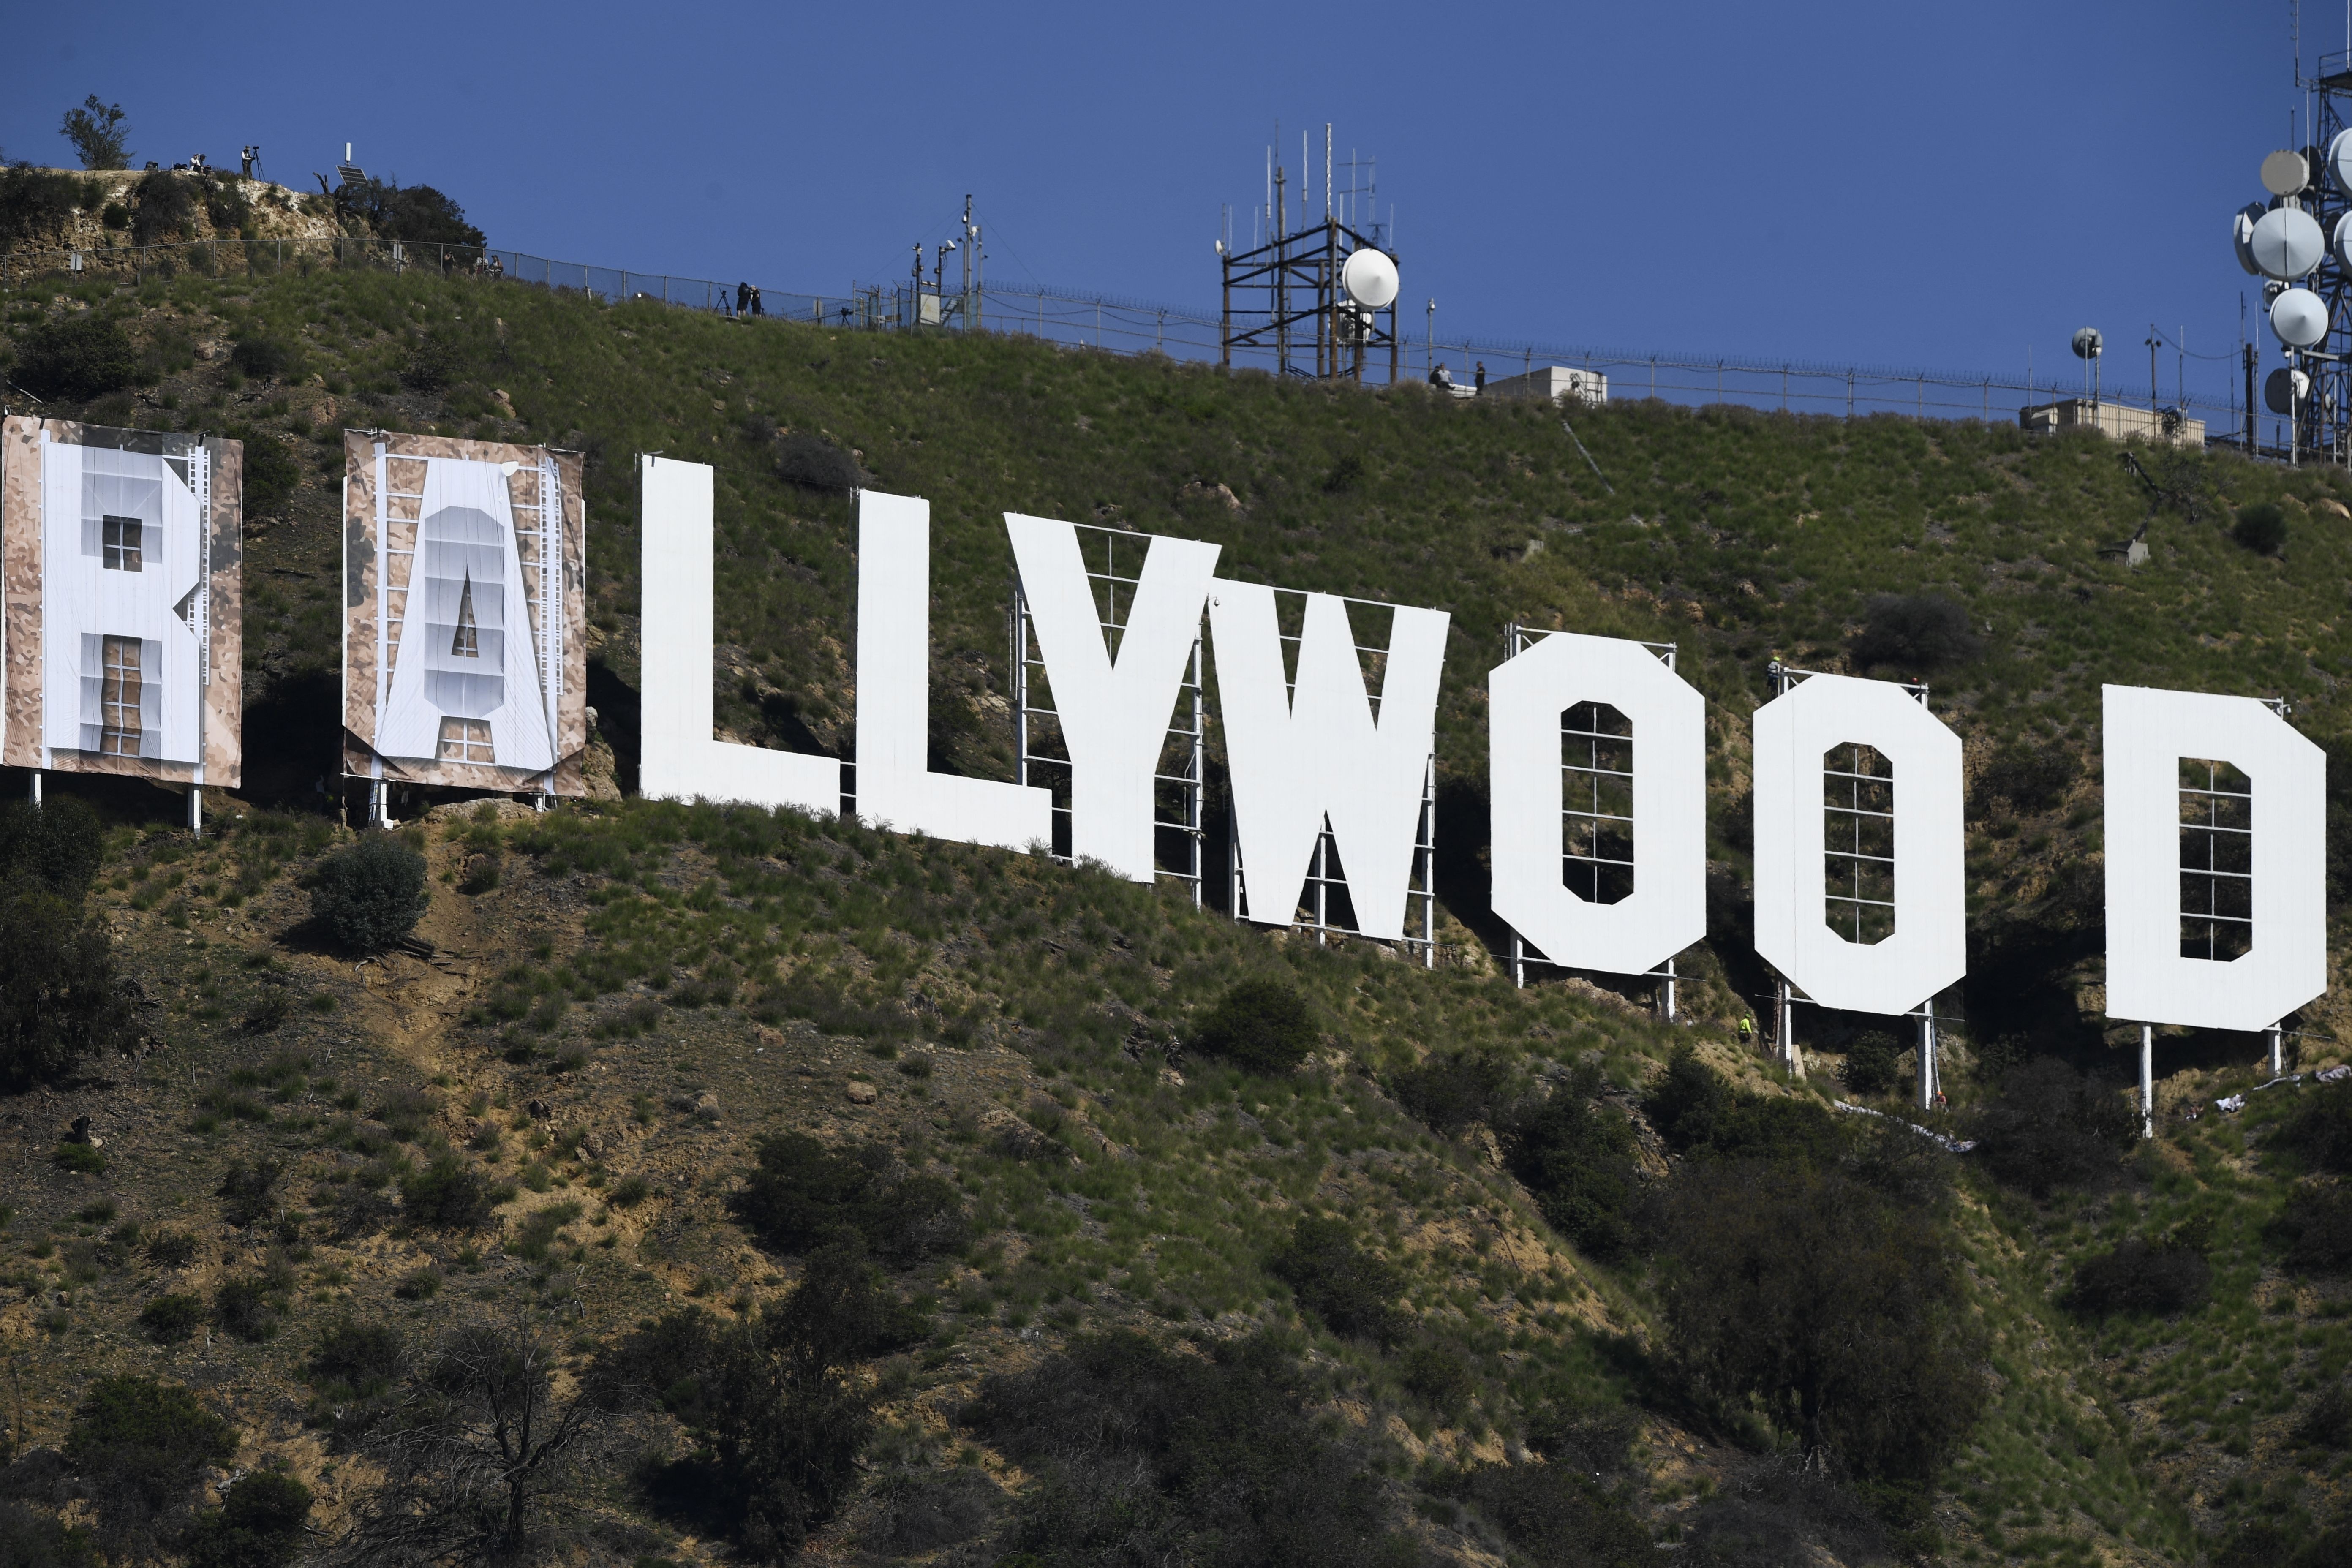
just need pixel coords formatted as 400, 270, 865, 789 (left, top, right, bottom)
241, 432, 301, 518
216, 1159, 281, 1227
2232, 502, 2288, 556
2271, 1182, 2352, 1274
1838, 1031, 1901, 1098
310, 836, 429, 952
62, 1377, 237, 1555
0, 796, 104, 895
774, 430, 863, 492
1849, 593, 1983, 672
400, 1152, 501, 1230
3, 887, 133, 1092
51, 1138, 108, 1173
0, 166, 81, 245
1968, 1058, 2137, 1198
129, 170, 195, 245
139, 1293, 207, 1343
228, 335, 290, 380
183, 1471, 311, 1568
728, 1133, 968, 1263
1503, 1067, 1642, 1260
213, 1272, 283, 1342
1269, 1214, 1402, 1343
2063, 1236, 2211, 1318
965, 1331, 1401, 1568
1190, 977, 1318, 1073
1389, 1047, 1513, 1135
0, 1500, 99, 1566
10, 311, 137, 403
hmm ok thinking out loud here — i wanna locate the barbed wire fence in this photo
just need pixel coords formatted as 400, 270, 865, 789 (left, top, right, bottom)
0, 233, 2265, 447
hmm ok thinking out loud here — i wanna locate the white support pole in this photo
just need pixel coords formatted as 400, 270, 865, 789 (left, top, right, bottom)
29, 771, 41, 808
2140, 1024, 2156, 1139
1778, 979, 1801, 1075
2270, 1022, 2286, 1078
1919, 1001, 1939, 1111
1659, 958, 1677, 1022
188, 787, 202, 838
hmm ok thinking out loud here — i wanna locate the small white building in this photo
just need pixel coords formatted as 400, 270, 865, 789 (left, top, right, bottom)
1479, 365, 1609, 407
2018, 398, 2204, 448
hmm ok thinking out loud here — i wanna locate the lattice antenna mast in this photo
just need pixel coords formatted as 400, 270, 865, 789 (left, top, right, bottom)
1220, 122, 1402, 382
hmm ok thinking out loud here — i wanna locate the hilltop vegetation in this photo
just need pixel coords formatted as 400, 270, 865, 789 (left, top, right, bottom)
5, 253, 2352, 1565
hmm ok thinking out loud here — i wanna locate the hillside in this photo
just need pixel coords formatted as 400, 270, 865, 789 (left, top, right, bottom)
2, 256, 2352, 1567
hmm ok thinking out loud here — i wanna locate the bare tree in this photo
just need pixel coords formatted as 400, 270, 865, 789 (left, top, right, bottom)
329, 1315, 607, 1565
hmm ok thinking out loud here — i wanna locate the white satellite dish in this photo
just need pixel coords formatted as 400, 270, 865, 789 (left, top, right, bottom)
2332, 129, 2352, 196
2271, 286, 2331, 348
2334, 211, 2352, 272
2072, 327, 2103, 360
1341, 247, 1399, 310
2251, 206, 2327, 278
2265, 365, 2314, 414
2262, 148, 2313, 196
2235, 203, 2267, 275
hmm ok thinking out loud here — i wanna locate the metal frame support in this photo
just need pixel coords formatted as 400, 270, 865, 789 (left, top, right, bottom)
2140, 1024, 2156, 1139
1917, 999, 1939, 1111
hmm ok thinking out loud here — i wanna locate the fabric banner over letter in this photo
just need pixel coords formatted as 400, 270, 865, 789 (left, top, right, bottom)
1, 414, 241, 787
341, 431, 587, 794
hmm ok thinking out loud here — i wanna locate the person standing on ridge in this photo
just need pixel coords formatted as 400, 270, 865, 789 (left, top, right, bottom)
735, 282, 750, 316
1475, 360, 1486, 391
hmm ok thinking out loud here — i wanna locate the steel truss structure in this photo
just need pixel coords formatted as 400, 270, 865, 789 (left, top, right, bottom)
1226, 587, 1436, 965
2259, 53, 2352, 462
1500, 624, 1680, 1016
1008, 525, 1206, 903
1220, 215, 1400, 382
1760, 664, 1948, 1108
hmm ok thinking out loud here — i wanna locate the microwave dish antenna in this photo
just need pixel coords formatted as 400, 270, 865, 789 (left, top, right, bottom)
2265, 365, 2314, 414
2252, 206, 2328, 278
2271, 286, 2332, 347
2236, 204, 2268, 274
1341, 246, 1399, 310
2072, 327, 2104, 359
2332, 210, 2352, 272
2263, 148, 2314, 196
2330, 128, 2352, 196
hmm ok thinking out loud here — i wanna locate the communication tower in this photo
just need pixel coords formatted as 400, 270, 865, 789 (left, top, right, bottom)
2231, 25, 2352, 463
1219, 124, 1402, 381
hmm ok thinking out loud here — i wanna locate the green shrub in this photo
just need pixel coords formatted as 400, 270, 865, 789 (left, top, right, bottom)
0, 795, 103, 894
966, 1331, 1400, 1568
1463, 1461, 1655, 1567
59, 95, 131, 171
62, 1377, 237, 1554
129, 170, 196, 245
2063, 1236, 2211, 1318
1389, 1047, 1512, 1135
400, 1152, 501, 1230
2273, 1182, 2352, 1274
1838, 1031, 1901, 1098
228, 336, 290, 380
1503, 1068, 1642, 1259
774, 431, 863, 492
241, 432, 300, 518
1190, 978, 1318, 1073
144, 1230, 197, 1267
0, 1500, 98, 1566
139, 1293, 207, 1343
183, 1470, 311, 1568
11, 311, 137, 403
1968, 1058, 2137, 1198
310, 836, 429, 952
213, 1273, 283, 1342
1, 878, 131, 1089
216, 1159, 281, 1227
242, 985, 292, 1034
1269, 1214, 1402, 1343
728, 1133, 968, 1263
1850, 593, 1983, 672
52, 1139, 108, 1173
2232, 502, 2288, 555
2297, 1383, 2352, 1449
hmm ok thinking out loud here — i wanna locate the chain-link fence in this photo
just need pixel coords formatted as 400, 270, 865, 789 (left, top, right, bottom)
0, 233, 2261, 446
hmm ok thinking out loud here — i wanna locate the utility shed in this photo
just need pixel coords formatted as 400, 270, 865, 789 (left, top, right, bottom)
2019, 398, 2205, 447
1480, 365, 1609, 407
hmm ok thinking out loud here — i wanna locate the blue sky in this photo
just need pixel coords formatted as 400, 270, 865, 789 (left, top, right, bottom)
0, 1, 2322, 401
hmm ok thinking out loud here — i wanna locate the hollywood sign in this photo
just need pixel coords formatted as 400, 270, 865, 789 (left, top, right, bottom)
635, 457, 2326, 1045
0, 419, 2319, 1068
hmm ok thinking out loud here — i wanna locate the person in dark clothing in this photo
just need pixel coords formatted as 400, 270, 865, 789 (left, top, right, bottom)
1475, 360, 1486, 390
735, 282, 750, 316
750, 286, 764, 317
